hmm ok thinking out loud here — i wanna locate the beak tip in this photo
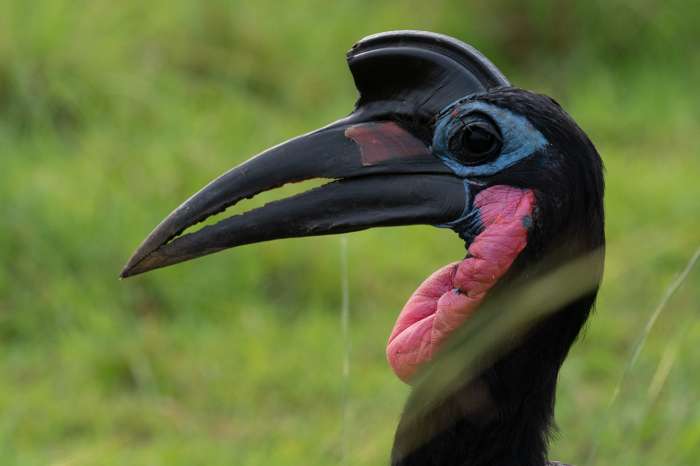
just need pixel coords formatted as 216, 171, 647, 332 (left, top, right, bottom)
120, 232, 169, 279
119, 260, 139, 279
120, 248, 153, 279
120, 244, 177, 279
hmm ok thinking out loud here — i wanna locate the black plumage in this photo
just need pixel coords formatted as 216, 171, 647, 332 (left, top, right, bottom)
390, 88, 604, 466
122, 32, 605, 466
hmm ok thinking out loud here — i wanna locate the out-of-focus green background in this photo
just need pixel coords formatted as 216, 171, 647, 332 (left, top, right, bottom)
1, 1, 699, 465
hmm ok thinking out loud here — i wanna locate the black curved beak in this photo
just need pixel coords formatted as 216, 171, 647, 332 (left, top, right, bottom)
121, 121, 464, 278
120, 31, 510, 278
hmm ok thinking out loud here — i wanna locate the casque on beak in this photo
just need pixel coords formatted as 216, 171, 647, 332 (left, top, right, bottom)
121, 31, 510, 278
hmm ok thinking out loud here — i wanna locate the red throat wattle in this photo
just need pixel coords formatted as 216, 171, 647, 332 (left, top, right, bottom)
386, 185, 536, 383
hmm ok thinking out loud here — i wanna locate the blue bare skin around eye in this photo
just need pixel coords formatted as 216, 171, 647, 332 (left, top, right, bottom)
432, 101, 548, 177
432, 99, 548, 235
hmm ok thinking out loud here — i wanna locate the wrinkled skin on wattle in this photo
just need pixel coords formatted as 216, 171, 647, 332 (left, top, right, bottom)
386, 185, 536, 383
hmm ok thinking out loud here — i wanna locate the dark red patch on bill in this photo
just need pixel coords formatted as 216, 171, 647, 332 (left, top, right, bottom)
344, 121, 430, 166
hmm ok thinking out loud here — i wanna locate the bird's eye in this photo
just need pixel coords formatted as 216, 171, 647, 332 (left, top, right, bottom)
448, 114, 502, 164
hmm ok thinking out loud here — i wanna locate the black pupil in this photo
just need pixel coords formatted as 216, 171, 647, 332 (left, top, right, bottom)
463, 125, 495, 154
448, 119, 501, 164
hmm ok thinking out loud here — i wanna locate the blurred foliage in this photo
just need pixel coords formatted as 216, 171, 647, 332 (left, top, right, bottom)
0, 1, 699, 465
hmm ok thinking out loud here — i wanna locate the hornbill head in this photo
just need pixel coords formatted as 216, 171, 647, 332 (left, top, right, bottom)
122, 31, 604, 466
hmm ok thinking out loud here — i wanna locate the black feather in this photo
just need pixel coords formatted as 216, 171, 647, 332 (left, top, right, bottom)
391, 88, 605, 466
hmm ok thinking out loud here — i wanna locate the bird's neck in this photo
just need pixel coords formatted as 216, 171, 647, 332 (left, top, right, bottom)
390, 286, 598, 466
390, 357, 558, 466
389, 288, 597, 466
388, 217, 602, 466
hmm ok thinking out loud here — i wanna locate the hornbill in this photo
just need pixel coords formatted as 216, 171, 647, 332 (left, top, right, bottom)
121, 31, 604, 466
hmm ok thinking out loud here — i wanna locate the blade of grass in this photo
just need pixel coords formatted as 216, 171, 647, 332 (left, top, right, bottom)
584, 245, 700, 466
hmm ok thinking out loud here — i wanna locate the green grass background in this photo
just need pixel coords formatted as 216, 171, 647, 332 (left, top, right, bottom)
1, 1, 699, 465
